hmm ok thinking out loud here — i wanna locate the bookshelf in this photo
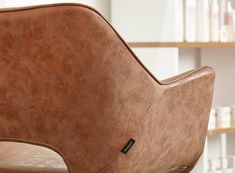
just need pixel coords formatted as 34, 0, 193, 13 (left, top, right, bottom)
128, 42, 235, 48
208, 126, 235, 136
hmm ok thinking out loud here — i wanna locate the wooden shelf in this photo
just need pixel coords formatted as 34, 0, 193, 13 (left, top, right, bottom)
127, 42, 235, 48
207, 126, 235, 137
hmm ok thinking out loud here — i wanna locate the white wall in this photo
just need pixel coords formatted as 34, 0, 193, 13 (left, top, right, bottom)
132, 48, 178, 80
179, 48, 200, 73
201, 48, 235, 106
228, 134, 235, 156
111, 0, 181, 42
4, 0, 111, 21
111, 0, 179, 80
0, 0, 6, 7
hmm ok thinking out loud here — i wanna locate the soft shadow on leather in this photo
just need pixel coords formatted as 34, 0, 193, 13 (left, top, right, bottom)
0, 142, 68, 173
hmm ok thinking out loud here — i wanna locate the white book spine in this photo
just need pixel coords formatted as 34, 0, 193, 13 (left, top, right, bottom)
184, 0, 196, 42
219, 0, 227, 42
174, 0, 184, 42
210, 0, 219, 42
196, 0, 210, 42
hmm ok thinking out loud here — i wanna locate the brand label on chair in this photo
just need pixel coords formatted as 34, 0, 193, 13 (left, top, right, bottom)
121, 138, 135, 154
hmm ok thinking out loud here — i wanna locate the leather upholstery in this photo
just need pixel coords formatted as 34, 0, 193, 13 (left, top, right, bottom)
0, 3, 215, 173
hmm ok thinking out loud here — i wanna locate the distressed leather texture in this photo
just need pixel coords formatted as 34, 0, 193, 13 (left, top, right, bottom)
0, 3, 215, 173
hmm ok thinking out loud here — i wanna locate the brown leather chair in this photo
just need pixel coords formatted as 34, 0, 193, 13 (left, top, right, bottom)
0, 3, 215, 173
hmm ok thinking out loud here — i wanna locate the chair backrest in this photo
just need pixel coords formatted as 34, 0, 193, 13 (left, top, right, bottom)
0, 4, 215, 173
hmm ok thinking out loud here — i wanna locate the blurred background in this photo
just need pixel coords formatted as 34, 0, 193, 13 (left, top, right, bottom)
1, 0, 235, 173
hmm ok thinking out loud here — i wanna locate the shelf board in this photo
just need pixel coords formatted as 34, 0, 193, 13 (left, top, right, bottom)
207, 126, 235, 136
127, 42, 235, 48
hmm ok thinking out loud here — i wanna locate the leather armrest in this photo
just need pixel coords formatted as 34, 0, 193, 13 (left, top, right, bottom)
160, 66, 214, 85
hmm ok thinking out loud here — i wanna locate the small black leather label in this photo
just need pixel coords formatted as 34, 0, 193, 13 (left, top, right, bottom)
121, 138, 135, 154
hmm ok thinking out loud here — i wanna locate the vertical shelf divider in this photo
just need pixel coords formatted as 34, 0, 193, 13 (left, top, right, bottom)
204, 137, 208, 173
220, 133, 227, 158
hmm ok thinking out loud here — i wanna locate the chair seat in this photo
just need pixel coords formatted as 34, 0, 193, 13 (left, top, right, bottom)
0, 142, 68, 173
0, 167, 67, 173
